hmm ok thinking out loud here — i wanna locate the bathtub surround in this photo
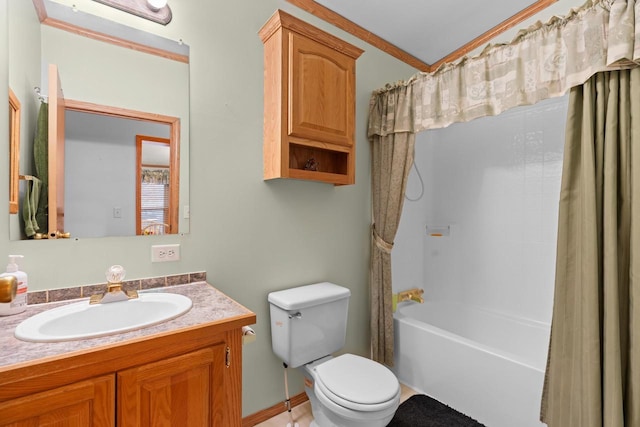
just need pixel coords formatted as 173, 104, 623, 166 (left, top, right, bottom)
392, 94, 567, 426
400, 95, 567, 319
541, 69, 640, 427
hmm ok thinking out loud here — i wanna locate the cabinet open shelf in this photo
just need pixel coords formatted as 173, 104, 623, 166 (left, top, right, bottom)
290, 143, 348, 173
287, 143, 351, 185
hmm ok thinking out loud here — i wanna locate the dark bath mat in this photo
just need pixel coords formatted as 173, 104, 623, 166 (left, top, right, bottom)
387, 394, 486, 427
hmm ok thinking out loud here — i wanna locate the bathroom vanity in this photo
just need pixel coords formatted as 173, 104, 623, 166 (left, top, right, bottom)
0, 282, 256, 426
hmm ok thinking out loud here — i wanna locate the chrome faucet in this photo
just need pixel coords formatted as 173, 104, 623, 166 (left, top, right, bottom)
89, 265, 138, 304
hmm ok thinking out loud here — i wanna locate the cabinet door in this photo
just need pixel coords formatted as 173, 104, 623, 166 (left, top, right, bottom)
118, 345, 228, 427
288, 32, 355, 147
0, 375, 115, 427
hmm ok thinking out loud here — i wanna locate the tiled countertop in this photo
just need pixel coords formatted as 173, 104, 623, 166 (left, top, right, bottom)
0, 282, 255, 369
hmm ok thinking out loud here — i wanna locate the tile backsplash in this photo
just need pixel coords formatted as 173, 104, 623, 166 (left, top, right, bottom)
27, 271, 207, 305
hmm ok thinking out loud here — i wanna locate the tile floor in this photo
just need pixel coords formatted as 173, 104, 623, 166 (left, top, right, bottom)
255, 383, 417, 427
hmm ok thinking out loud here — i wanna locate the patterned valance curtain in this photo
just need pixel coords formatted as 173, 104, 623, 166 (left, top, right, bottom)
369, 0, 640, 136
141, 168, 170, 184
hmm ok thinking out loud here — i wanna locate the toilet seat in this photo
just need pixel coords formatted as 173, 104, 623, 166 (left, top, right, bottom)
314, 354, 399, 412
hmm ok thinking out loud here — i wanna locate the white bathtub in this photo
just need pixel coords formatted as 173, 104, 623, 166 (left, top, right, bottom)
393, 300, 550, 427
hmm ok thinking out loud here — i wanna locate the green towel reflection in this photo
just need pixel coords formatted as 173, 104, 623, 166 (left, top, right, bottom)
33, 102, 48, 235
22, 177, 42, 237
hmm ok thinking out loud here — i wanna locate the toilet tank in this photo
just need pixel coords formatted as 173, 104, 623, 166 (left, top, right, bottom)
268, 282, 351, 368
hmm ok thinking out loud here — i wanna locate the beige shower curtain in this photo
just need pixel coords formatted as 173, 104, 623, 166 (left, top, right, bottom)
541, 68, 640, 427
368, 84, 415, 366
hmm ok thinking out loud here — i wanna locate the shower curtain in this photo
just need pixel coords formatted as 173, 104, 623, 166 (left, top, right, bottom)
540, 68, 640, 427
368, 84, 415, 366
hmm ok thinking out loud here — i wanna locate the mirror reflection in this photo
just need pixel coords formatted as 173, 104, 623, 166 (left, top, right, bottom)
64, 111, 177, 238
138, 136, 176, 236
8, 0, 190, 240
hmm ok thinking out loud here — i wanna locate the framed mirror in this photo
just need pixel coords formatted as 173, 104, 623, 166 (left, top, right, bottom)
8, 0, 190, 240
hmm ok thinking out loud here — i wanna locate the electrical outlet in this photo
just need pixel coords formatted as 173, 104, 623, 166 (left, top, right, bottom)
151, 244, 180, 262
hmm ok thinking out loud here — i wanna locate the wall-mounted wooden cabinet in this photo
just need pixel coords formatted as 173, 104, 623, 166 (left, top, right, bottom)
259, 10, 363, 185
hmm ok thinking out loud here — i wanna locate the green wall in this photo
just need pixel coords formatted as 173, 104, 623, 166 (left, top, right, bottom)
0, 0, 415, 416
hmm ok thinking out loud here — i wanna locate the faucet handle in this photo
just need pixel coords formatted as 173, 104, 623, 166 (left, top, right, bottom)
106, 265, 126, 283
89, 265, 137, 305
412, 290, 425, 303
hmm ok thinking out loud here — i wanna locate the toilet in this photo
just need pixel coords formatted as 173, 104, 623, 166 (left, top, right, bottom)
268, 282, 400, 427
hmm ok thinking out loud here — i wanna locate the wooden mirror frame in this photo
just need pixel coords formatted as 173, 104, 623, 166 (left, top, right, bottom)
9, 89, 21, 214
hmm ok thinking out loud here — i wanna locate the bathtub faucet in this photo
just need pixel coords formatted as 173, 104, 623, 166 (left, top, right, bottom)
393, 288, 424, 312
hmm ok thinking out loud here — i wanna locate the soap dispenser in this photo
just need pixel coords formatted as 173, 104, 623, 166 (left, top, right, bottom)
0, 255, 28, 315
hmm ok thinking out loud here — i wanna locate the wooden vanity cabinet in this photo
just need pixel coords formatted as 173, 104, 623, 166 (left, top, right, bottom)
0, 375, 115, 426
259, 10, 363, 185
118, 344, 230, 426
0, 322, 250, 427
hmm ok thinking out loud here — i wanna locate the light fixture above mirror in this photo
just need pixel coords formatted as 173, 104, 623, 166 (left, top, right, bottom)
92, 0, 172, 25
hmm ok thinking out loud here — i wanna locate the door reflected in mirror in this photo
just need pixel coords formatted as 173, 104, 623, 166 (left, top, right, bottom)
137, 136, 177, 236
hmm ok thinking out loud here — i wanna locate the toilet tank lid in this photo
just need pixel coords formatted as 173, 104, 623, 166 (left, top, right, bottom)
268, 282, 350, 310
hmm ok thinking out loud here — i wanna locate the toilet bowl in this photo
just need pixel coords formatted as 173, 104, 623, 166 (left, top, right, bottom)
302, 354, 400, 427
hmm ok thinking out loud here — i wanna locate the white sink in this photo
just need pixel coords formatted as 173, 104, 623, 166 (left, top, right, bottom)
14, 292, 192, 342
